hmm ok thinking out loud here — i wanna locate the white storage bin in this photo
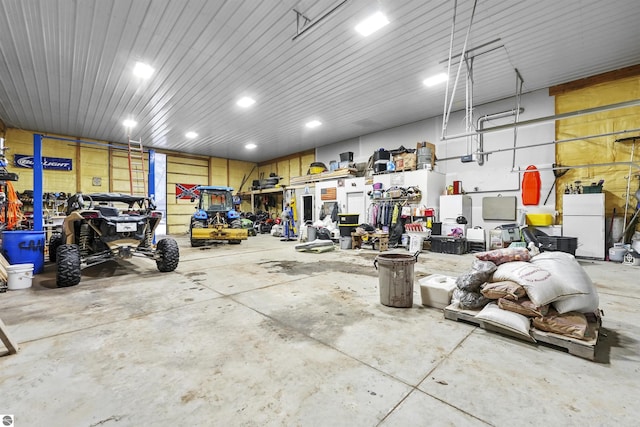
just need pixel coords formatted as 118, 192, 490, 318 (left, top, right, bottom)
419, 274, 457, 309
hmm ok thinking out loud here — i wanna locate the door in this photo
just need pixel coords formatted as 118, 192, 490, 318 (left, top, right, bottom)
302, 194, 313, 223
346, 191, 364, 220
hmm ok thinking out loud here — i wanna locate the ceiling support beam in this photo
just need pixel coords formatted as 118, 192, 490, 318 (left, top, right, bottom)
292, 0, 349, 42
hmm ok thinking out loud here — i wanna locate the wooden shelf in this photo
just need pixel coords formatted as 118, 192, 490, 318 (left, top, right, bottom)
290, 168, 357, 185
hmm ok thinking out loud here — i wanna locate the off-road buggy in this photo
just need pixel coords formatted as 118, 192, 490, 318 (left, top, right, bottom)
50, 193, 179, 287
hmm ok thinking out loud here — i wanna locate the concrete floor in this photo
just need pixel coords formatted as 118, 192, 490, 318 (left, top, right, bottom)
1, 234, 639, 426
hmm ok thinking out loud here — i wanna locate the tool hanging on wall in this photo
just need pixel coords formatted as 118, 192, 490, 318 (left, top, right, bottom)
616, 136, 639, 233
543, 163, 570, 205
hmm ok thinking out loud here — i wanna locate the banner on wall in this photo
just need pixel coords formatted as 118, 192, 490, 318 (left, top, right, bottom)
175, 183, 200, 200
13, 154, 73, 170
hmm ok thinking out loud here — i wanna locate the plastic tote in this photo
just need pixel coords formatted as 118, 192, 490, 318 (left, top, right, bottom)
374, 252, 418, 308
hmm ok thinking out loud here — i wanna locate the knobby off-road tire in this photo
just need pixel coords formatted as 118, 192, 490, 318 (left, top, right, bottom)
49, 234, 63, 262
56, 244, 81, 287
156, 238, 179, 272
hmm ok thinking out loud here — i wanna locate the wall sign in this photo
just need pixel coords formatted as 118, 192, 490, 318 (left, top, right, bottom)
14, 154, 73, 171
175, 183, 200, 200
320, 187, 337, 200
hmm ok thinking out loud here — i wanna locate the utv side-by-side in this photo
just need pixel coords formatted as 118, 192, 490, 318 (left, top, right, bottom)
50, 193, 179, 287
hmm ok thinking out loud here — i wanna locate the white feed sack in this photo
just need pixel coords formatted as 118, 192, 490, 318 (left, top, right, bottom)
475, 302, 535, 342
529, 252, 599, 314
492, 261, 586, 307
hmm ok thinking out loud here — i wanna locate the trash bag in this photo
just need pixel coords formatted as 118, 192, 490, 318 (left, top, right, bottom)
455, 260, 496, 292
452, 288, 490, 310
455, 272, 486, 292
316, 228, 332, 240
472, 259, 497, 275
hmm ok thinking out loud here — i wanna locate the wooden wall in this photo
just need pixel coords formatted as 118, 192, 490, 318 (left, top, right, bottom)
3, 128, 315, 234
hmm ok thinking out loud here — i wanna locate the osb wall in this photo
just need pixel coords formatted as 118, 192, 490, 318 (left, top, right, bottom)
553, 71, 640, 230
3, 128, 315, 234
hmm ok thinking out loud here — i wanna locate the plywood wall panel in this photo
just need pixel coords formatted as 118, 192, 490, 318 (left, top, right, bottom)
210, 157, 228, 185
3, 127, 263, 234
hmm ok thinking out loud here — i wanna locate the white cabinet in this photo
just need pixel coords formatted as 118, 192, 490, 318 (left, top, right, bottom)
563, 193, 605, 259
439, 194, 472, 237
440, 195, 472, 224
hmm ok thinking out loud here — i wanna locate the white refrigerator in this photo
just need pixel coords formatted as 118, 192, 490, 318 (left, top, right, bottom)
562, 193, 605, 260
439, 195, 472, 236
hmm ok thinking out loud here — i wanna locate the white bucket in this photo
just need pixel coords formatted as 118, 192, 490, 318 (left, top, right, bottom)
7, 263, 34, 290
409, 235, 425, 253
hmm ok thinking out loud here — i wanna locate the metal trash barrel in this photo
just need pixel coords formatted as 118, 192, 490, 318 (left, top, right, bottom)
374, 252, 418, 308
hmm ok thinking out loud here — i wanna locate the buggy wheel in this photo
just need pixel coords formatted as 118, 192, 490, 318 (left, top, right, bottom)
49, 234, 63, 263
56, 244, 81, 287
229, 240, 242, 244
156, 238, 179, 272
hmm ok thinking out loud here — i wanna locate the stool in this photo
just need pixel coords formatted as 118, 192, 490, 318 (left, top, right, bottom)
351, 232, 389, 251
374, 233, 389, 252
351, 233, 363, 249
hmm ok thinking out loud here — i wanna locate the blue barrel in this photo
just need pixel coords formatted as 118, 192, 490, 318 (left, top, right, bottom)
1, 230, 46, 274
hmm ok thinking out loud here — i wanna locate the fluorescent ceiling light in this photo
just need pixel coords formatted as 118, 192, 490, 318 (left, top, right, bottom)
185, 131, 198, 139
423, 73, 448, 87
245, 143, 257, 150
236, 97, 256, 108
355, 12, 389, 36
306, 120, 322, 129
123, 119, 137, 128
133, 61, 154, 79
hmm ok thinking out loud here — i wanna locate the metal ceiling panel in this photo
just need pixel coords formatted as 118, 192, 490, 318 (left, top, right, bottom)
0, 0, 639, 162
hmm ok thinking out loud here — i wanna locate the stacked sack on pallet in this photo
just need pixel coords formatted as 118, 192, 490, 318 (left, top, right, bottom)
452, 246, 599, 342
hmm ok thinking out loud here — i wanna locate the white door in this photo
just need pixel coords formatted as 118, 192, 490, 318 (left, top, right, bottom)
346, 191, 365, 221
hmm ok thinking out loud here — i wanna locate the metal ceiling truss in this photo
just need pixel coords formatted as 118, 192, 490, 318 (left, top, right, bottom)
292, 0, 349, 42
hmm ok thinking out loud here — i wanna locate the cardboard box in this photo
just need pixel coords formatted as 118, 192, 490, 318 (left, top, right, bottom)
393, 152, 416, 171
419, 274, 457, 309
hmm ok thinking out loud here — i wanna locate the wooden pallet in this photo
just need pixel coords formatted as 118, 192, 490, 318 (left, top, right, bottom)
444, 303, 599, 361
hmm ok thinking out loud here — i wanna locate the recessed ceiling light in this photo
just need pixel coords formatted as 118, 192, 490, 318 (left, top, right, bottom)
306, 120, 322, 129
185, 131, 198, 139
245, 143, 257, 150
355, 11, 389, 36
423, 73, 449, 87
237, 97, 256, 108
123, 119, 137, 128
133, 61, 154, 79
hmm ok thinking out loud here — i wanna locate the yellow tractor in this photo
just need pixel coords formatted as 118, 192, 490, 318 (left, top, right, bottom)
189, 186, 248, 246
